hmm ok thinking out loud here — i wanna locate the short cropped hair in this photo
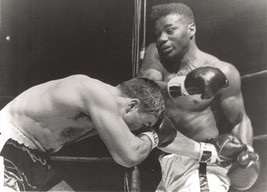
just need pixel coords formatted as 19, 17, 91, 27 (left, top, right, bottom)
150, 3, 195, 25
120, 78, 165, 119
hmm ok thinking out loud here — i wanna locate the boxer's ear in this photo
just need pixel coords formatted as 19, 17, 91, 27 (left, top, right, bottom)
126, 99, 139, 113
188, 23, 196, 39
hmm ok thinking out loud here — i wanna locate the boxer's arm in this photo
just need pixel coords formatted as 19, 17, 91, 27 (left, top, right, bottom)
85, 81, 154, 168
138, 43, 170, 94
158, 131, 201, 159
218, 63, 253, 145
151, 116, 200, 159
138, 43, 163, 80
218, 64, 259, 189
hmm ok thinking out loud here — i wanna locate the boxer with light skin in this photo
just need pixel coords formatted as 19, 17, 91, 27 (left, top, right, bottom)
139, 3, 260, 192
0, 75, 166, 191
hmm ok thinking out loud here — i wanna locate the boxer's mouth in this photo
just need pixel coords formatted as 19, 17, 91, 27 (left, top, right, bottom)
160, 46, 172, 55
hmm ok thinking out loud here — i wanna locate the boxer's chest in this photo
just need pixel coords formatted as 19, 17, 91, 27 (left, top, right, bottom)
162, 61, 197, 81
57, 112, 97, 144
162, 69, 217, 137
165, 99, 217, 139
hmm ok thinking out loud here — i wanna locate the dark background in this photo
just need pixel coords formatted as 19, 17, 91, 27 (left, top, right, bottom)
0, 0, 266, 191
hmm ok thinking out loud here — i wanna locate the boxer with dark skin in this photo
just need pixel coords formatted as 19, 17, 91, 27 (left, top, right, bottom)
0, 75, 165, 191
139, 3, 259, 191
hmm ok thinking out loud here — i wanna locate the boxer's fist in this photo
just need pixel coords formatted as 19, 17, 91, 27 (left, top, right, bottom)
185, 67, 229, 99
237, 149, 260, 167
199, 134, 247, 164
167, 67, 229, 99
228, 147, 260, 190
211, 134, 247, 162
156, 117, 177, 148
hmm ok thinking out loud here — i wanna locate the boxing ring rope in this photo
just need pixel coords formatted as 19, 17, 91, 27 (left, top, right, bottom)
245, 68, 267, 140
50, 127, 267, 163
241, 70, 267, 80
50, 156, 113, 163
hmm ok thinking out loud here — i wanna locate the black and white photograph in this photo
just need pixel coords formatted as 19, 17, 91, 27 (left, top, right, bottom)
0, 0, 266, 191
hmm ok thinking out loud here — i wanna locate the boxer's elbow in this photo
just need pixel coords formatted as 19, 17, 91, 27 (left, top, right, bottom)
111, 141, 150, 167
113, 153, 141, 168
111, 148, 143, 167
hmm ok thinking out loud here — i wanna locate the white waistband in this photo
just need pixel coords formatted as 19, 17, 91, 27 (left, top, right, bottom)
0, 112, 37, 152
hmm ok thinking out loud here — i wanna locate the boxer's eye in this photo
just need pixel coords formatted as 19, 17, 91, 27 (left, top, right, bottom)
166, 27, 175, 35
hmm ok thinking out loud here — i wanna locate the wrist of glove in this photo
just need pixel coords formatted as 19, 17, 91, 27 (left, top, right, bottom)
199, 142, 218, 163
138, 129, 159, 150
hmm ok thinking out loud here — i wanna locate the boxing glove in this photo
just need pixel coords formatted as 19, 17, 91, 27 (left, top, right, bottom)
211, 134, 248, 162
156, 117, 177, 148
185, 67, 229, 99
199, 134, 247, 164
228, 146, 260, 190
168, 67, 229, 99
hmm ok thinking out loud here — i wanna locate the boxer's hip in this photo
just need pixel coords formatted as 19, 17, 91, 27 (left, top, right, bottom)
158, 153, 199, 190
0, 111, 55, 191
0, 139, 55, 191
0, 111, 38, 152
157, 153, 230, 192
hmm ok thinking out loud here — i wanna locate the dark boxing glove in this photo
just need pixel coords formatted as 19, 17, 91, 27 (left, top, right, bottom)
211, 134, 247, 162
228, 146, 260, 190
185, 67, 229, 99
137, 116, 177, 151
156, 116, 177, 148
137, 123, 177, 151
168, 67, 229, 99
199, 134, 247, 164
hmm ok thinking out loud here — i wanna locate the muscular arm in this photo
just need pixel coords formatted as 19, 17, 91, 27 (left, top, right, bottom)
138, 43, 162, 80
83, 79, 153, 167
158, 131, 201, 159
138, 43, 169, 90
217, 64, 259, 190
218, 64, 253, 145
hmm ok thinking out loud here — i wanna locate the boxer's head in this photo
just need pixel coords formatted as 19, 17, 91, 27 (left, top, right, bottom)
151, 3, 196, 62
119, 78, 165, 130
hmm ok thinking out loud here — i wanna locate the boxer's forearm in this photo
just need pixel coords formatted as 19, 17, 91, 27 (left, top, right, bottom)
231, 114, 253, 145
154, 81, 168, 89
158, 131, 200, 159
154, 81, 170, 98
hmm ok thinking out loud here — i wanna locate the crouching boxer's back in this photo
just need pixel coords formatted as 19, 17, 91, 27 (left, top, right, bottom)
0, 75, 102, 191
1, 75, 99, 153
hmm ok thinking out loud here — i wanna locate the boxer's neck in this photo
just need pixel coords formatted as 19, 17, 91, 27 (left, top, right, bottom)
163, 42, 200, 74
177, 45, 203, 75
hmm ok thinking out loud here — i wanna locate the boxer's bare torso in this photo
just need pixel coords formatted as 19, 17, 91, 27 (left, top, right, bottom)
1, 75, 116, 152
140, 45, 237, 141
